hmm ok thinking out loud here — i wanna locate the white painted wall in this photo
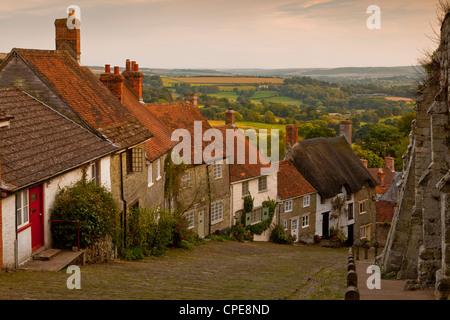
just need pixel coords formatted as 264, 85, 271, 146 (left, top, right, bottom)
315, 187, 355, 238
231, 173, 277, 241
2, 196, 17, 268
1, 156, 112, 269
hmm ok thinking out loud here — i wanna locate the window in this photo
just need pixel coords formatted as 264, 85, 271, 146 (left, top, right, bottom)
127, 148, 143, 173
156, 158, 162, 181
185, 211, 195, 229
283, 220, 288, 230
16, 190, 29, 228
211, 201, 223, 223
213, 163, 222, 179
182, 171, 191, 187
242, 181, 249, 197
302, 214, 310, 228
89, 161, 100, 186
251, 207, 262, 224
348, 203, 354, 220
359, 200, 367, 214
147, 162, 153, 187
360, 224, 371, 240
303, 195, 310, 207
285, 200, 293, 212
258, 176, 267, 192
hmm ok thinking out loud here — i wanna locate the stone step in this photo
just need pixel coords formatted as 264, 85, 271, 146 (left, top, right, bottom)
33, 248, 62, 261
23, 250, 84, 272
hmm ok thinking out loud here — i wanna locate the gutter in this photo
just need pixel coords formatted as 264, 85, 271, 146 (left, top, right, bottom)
119, 151, 127, 250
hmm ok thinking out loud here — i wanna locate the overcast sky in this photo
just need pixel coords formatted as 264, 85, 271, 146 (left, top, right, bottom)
0, 0, 442, 69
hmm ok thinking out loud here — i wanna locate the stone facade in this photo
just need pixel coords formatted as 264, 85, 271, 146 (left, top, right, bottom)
279, 193, 317, 244
379, 13, 450, 299
176, 162, 231, 237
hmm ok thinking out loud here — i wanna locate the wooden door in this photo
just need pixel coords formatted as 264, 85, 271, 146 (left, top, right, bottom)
29, 185, 44, 251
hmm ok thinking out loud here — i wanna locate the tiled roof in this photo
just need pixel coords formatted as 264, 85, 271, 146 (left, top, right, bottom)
214, 124, 273, 182
146, 101, 218, 164
368, 167, 397, 195
0, 87, 118, 191
122, 88, 177, 162
376, 200, 396, 223
277, 159, 316, 200
13, 48, 152, 148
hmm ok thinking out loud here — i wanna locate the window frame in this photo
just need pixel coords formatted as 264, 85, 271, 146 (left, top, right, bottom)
156, 158, 162, 181
127, 148, 143, 174
302, 214, 310, 228
360, 223, 371, 240
258, 176, 267, 192
16, 189, 29, 229
213, 163, 222, 179
359, 200, 368, 215
285, 200, 293, 213
242, 180, 249, 197
185, 211, 195, 229
303, 195, 310, 208
211, 201, 224, 224
147, 162, 153, 187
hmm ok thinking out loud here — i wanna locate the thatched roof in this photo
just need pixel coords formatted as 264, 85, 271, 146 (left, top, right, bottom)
289, 136, 377, 199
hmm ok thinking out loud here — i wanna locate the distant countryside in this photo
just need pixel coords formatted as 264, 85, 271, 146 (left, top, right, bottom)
90, 66, 420, 172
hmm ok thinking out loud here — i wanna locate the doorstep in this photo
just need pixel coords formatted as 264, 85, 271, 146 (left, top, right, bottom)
22, 249, 85, 272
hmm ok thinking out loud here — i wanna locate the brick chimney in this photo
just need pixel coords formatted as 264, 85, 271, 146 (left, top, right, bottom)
55, 9, 81, 63
361, 158, 368, 168
225, 107, 235, 127
122, 59, 144, 103
285, 124, 298, 149
184, 93, 198, 108
99, 65, 125, 104
385, 155, 395, 171
339, 119, 352, 145
377, 168, 386, 187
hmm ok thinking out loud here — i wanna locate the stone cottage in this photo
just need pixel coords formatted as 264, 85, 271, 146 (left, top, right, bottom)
0, 87, 117, 268
277, 159, 317, 244
284, 124, 378, 246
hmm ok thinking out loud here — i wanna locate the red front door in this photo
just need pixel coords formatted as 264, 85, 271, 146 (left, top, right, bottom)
29, 185, 44, 251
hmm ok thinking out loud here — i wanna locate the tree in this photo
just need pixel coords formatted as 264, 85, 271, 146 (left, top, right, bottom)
397, 111, 415, 135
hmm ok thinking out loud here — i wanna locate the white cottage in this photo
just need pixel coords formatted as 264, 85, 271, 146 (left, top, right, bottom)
0, 88, 117, 269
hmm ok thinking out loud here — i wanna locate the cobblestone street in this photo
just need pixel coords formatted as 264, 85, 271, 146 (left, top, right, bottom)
0, 240, 347, 300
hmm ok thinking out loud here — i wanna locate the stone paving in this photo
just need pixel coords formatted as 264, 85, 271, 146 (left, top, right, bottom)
0, 240, 348, 300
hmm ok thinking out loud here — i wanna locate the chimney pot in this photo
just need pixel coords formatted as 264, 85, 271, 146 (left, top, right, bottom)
126, 59, 131, 71
225, 107, 236, 126
131, 61, 136, 71
105, 64, 110, 73
184, 93, 198, 108
114, 66, 120, 75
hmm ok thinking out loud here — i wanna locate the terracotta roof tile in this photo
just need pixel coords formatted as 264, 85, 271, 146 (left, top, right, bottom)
14, 48, 152, 148
122, 88, 177, 162
0, 87, 117, 190
376, 200, 396, 223
214, 124, 273, 182
146, 101, 219, 164
277, 159, 316, 199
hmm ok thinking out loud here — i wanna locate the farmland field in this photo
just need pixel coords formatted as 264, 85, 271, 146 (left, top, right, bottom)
168, 76, 284, 85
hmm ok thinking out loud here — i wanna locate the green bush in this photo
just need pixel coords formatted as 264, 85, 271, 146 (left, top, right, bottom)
50, 180, 120, 249
270, 224, 288, 244
229, 223, 253, 242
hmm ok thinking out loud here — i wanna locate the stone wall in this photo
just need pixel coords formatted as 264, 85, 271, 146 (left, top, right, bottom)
379, 12, 450, 299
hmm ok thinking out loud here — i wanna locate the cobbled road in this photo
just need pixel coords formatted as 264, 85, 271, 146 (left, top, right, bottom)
0, 240, 347, 300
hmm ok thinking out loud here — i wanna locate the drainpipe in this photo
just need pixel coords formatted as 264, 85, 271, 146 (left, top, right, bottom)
119, 152, 127, 250
206, 164, 212, 235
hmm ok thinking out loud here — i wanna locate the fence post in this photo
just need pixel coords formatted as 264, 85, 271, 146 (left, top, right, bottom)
346, 270, 358, 287
345, 286, 360, 300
